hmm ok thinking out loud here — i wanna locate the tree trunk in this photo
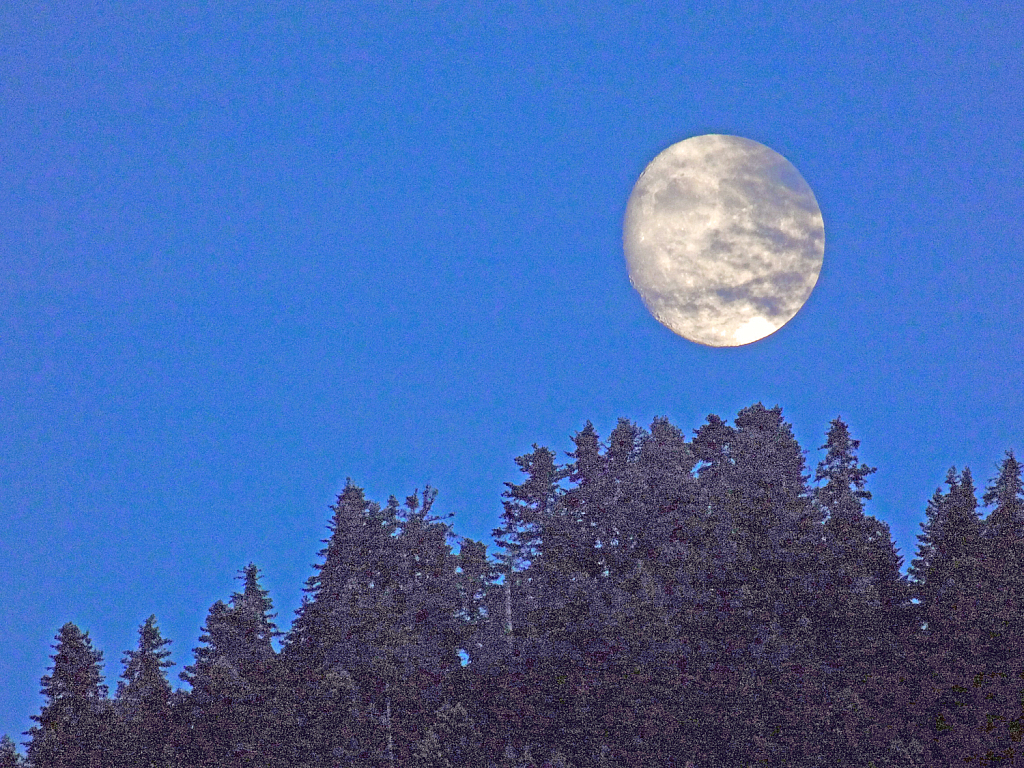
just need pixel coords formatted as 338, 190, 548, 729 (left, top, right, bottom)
504, 571, 513, 640
384, 683, 395, 768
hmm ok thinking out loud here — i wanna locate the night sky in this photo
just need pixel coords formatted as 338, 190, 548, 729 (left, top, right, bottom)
2, 1, 1021, 749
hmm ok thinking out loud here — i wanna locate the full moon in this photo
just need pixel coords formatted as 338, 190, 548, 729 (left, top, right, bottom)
623, 134, 824, 347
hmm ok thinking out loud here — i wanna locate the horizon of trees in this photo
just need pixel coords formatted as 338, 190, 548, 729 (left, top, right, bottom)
5, 402, 1023, 767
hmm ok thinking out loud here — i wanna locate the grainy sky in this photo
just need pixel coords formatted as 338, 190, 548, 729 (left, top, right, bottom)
2, 0, 1022, 749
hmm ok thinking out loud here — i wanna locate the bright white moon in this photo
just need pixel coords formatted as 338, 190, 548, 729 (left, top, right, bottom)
623, 134, 824, 347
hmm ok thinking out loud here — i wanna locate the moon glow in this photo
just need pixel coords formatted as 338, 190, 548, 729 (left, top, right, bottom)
623, 135, 824, 347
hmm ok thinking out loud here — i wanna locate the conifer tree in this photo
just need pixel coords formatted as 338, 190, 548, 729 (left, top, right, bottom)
452, 537, 499, 668
178, 563, 285, 767
372, 487, 464, 764
688, 404, 828, 765
981, 452, 1024, 657
974, 451, 1024, 762
493, 444, 567, 641
25, 622, 123, 768
486, 446, 573, 762
280, 479, 398, 764
907, 467, 997, 765
115, 614, 175, 767
0, 735, 24, 768
412, 700, 486, 768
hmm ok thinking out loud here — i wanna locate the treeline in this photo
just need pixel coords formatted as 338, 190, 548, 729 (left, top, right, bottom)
4, 403, 1023, 767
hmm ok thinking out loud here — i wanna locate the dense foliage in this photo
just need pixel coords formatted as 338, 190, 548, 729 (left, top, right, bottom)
8, 404, 1024, 766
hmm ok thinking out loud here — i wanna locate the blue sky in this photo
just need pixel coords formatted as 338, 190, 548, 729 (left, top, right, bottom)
1, 0, 1021, 748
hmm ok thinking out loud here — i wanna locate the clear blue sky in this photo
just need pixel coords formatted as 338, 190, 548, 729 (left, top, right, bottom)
2, 0, 1021, 749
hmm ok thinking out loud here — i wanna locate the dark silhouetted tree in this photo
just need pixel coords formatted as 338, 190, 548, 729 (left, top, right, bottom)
115, 614, 175, 766
25, 622, 123, 768
178, 563, 285, 767
688, 404, 829, 766
281, 479, 398, 764
0, 736, 24, 768
811, 418, 918, 767
412, 700, 486, 768
907, 467, 997, 765
971, 451, 1024, 763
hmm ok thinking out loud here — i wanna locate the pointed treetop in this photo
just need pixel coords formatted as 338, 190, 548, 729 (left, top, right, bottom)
815, 417, 877, 522
495, 444, 566, 572
909, 466, 983, 590
117, 614, 174, 702
231, 562, 280, 629
982, 450, 1024, 540
0, 735, 22, 768
37, 622, 108, 703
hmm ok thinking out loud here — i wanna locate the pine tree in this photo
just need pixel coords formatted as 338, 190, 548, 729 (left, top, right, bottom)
974, 451, 1024, 762
0, 736, 24, 768
811, 418, 917, 766
412, 700, 485, 768
981, 452, 1024, 656
688, 404, 828, 766
280, 479, 398, 764
907, 467, 996, 765
25, 622, 123, 768
115, 614, 175, 766
493, 444, 567, 641
375, 487, 465, 765
178, 563, 286, 767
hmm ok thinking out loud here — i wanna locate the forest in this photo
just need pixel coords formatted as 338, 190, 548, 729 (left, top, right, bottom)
3, 402, 1023, 767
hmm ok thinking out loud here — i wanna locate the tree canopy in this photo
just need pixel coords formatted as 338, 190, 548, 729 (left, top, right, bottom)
12, 404, 1024, 767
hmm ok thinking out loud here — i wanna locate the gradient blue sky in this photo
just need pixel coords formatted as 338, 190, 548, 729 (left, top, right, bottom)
2, 0, 1022, 749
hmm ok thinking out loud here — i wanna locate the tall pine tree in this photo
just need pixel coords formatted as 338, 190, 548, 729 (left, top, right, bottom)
25, 622, 123, 768
0, 735, 25, 768
178, 563, 284, 767
907, 467, 996, 765
115, 614, 175, 767
974, 452, 1024, 762
811, 418, 917, 767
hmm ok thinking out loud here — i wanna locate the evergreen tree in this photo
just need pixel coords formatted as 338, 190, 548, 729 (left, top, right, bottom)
412, 700, 485, 768
981, 451, 1024, 647
282, 481, 466, 766
372, 487, 465, 765
178, 563, 285, 767
452, 537, 500, 669
115, 614, 175, 767
485, 445, 572, 761
25, 622, 124, 768
281, 479, 398, 764
0, 736, 24, 768
974, 451, 1024, 762
907, 467, 999, 765
811, 418, 917, 766
493, 444, 567, 642
688, 404, 828, 766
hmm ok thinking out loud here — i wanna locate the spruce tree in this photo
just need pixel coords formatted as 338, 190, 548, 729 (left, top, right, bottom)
493, 444, 566, 641
115, 614, 175, 767
975, 451, 1024, 762
980, 452, 1024, 658
907, 467, 996, 765
178, 563, 285, 767
688, 404, 828, 766
374, 487, 464, 765
412, 700, 486, 768
0, 736, 24, 768
280, 479, 398, 764
25, 622, 123, 768
812, 418, 917, 766
486, 445, 570, 760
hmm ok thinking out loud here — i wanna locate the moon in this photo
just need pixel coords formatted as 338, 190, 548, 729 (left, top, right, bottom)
623, 135, 824, 347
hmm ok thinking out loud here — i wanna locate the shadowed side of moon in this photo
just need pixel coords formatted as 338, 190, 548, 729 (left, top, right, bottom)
623, 135, 824, 347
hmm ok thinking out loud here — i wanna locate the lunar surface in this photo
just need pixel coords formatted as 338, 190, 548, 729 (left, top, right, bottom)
623, 135, 824, 347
